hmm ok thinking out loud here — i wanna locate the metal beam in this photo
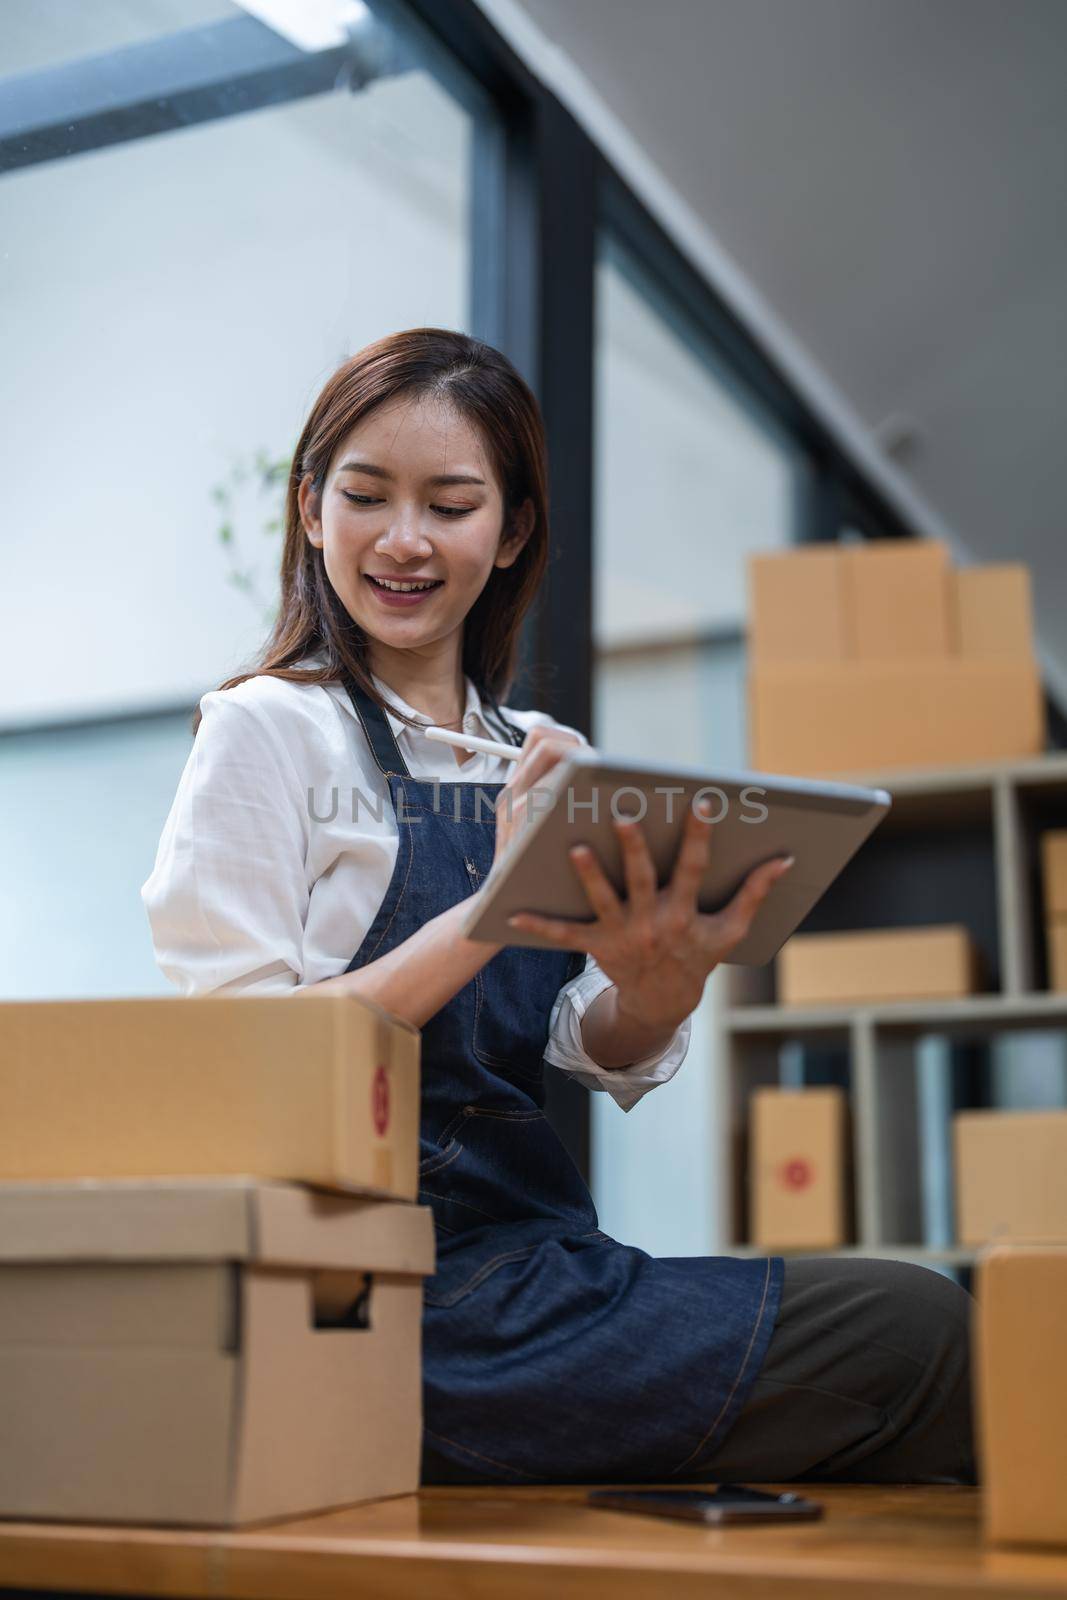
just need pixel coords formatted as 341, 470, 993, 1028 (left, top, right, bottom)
0, 13, 405, 175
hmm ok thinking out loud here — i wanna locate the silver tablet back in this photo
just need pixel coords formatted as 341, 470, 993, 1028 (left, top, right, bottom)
462, 753, 891, 966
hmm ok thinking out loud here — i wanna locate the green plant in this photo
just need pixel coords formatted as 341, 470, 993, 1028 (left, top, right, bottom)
211, 447, 293, 627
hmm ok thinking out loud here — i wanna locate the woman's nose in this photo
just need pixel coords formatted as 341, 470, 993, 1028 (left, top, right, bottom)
375, 519, 433, 559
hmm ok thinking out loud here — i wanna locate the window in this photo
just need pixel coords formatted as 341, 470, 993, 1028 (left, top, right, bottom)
0, 0, 498, 998
589, 229, 811, 1255
1, 0, 491, 727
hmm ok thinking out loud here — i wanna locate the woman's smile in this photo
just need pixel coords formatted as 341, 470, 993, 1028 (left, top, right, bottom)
364, 573, 446, 608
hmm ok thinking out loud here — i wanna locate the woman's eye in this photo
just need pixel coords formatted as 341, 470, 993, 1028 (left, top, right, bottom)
341, 492, 472, 518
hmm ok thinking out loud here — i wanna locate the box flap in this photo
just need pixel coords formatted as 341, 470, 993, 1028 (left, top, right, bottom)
250, 1184, 435, 1273
0, 1178, 435, 1273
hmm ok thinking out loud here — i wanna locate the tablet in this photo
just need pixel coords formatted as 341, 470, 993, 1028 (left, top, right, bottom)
460, 751, 891, 966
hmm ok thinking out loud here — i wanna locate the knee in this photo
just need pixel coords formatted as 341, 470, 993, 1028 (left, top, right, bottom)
833, 1256, 973, 1384
877, 1259, 972, 1339
863, 1259, 974, 1426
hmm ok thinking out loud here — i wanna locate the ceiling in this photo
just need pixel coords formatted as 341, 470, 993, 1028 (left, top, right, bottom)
502, 0, 1067, 690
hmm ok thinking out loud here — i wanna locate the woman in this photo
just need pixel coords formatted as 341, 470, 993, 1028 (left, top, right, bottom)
143, 327, 975, 1487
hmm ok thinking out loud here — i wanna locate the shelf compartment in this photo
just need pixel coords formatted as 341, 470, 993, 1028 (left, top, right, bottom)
720, 1028, 855, 1253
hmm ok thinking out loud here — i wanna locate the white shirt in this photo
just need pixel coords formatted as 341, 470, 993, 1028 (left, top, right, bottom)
140, 662, 691, 1112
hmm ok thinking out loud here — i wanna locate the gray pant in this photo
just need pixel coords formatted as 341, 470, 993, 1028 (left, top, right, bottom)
695, 1256, 976, 1485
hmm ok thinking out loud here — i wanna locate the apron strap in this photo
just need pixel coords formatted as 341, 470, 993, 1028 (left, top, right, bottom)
340, 672, 412, 779
482, 699, 527, 749
341, 669, 527, 775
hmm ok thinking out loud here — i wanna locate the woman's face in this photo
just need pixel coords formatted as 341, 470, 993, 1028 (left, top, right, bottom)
300, 392, 532, 654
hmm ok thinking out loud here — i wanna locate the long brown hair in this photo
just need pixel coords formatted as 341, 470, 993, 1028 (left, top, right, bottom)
191, 327, 550, 736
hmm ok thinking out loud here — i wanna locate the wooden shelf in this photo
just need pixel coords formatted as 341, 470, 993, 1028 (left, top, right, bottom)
715, 750, 1067, 1267
726, 993, 1067, 1037
810, 750, 1067, 795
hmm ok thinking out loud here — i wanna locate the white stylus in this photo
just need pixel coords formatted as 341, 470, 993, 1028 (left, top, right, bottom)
424, 726, 523, 761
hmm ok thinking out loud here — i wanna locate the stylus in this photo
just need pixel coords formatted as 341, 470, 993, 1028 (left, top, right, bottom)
425, 727, 523, 761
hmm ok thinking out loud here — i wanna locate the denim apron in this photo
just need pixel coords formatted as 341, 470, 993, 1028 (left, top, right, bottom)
341, 674, 784, 1485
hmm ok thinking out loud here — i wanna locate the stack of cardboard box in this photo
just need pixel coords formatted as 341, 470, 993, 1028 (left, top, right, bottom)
747, 540, 1045, 776
1041, 831, 1067, 991
0, 993, 433, 1526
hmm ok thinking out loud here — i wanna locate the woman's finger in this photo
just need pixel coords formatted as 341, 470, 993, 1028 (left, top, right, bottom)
714, 855, 794, 944
568, 843, 624, 924
503, 731, 580, 801
614, 815, 657, 919
666, 797, 715, 913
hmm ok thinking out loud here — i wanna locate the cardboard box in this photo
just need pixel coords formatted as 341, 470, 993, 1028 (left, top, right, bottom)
1047, 920, 1067, 991
977, 1246, 1067, 1547
952, 564, 1035, 661
954, 1110, 1067, 1246
841, 539, 952, 660
0, 995, 419, 1198
1040, 831, 1067, 919
748, 657, 1045, 776
748, 545, 847, 664
0, 1178, 435, 1525
749, 1086, 849, 1250
778, 924, 979, 1008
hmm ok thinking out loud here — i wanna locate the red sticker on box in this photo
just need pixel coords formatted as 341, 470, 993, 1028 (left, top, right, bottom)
372, 1063, 390, 1137
781, 1157, 813, 1191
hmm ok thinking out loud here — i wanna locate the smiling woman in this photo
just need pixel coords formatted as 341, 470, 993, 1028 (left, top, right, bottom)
191, 327, 546, 742
299, 396, 531, 660
142, 326, 974, 1495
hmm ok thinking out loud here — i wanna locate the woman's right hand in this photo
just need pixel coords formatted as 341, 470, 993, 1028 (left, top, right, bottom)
492, 725, 585, 871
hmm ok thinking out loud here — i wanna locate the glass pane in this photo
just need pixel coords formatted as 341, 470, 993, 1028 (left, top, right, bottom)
590, 231, 810, 1256
594, 233, 804, 651
0, 2, 491, 1000
0, 717, 196, 1000
1, 7, 477, 727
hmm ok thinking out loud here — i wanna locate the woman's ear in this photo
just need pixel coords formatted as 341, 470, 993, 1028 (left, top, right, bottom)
299, 474, 323, 548
495, 498, 535, 570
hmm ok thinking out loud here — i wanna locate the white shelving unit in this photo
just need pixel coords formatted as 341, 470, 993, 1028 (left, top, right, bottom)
717, 752, 1067, 1268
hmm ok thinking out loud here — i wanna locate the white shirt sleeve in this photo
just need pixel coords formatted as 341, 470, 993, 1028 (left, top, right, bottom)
140, 691, 311, 995
509, 710, 692, 1112
544, 953, 692, 1113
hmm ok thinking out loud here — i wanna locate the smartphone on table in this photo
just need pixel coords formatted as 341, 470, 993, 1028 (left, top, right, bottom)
587, 1485, 823, 1525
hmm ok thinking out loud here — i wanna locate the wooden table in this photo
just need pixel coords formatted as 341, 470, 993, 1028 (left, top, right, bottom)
3, 1485, 1067, 1600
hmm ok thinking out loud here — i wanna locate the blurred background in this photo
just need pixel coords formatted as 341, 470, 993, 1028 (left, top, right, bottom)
2, 0, 1065, 1267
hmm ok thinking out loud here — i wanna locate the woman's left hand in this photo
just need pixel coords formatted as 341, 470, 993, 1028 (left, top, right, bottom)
506, 798, 794, 1031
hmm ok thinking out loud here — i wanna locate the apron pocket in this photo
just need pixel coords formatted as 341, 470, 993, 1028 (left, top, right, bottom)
423, 1243, 540, 1308
418, 1139, 462, 1178
418, 1103, 596, 1234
